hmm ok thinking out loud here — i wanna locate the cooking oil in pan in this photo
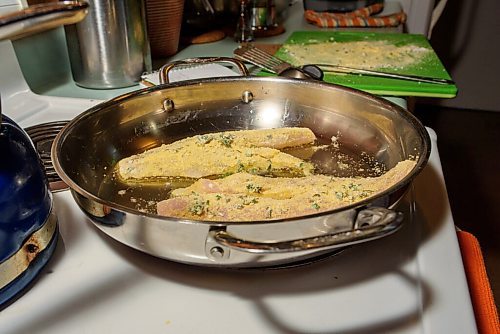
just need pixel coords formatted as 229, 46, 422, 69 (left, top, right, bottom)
309, 146, 386, 178
98, 173, 194, 214
284, 137, 386, 178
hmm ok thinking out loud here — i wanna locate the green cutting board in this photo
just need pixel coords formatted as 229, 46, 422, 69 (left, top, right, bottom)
270, 31, 457, 98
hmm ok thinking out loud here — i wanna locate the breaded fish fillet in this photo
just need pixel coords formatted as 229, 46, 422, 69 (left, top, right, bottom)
156, 160, 416, 221
117, 128, 316, 181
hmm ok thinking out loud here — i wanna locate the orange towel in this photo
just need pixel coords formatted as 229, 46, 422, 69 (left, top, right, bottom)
304, 4, 406, 28
457, 231, 500, 334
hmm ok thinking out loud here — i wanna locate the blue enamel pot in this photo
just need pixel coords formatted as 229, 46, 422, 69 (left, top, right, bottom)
0, 0, 88, 308
0, 114, 58, 308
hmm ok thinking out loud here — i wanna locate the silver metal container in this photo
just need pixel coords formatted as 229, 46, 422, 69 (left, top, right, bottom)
249, 0, 277, 30
64, 0, 152, 89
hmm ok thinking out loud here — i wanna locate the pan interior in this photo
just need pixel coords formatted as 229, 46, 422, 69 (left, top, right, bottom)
55, 78, 427, 216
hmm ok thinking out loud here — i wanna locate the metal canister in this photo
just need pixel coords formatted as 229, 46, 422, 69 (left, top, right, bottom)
249, 0, 277, 30
64, 0, 152, 89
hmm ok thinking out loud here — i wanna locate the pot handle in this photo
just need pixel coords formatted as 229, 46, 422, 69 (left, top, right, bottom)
159, 57, 249, 84
0, 1, 89, 41
209, 207, 404, 254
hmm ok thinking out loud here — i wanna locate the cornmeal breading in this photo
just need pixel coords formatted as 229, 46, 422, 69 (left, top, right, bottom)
282, 41, 431, 70
117, 128, 316, 181
157, 160, 416, 221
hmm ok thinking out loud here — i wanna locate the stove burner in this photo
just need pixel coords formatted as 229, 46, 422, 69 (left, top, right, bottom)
25, 121, 69, 192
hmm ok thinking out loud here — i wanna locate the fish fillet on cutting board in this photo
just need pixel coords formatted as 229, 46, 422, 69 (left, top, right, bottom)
117, 127, 316, 181
271, 31, 457, 98
156, 160, 417, 221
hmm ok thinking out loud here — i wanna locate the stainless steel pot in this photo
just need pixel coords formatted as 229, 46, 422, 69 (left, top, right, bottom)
52, 72, 430, 268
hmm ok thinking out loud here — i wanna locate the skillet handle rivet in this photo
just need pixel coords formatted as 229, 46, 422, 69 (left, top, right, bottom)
162, 98, 174, 112
241, 91, 253, 104
210, 246, 225, 258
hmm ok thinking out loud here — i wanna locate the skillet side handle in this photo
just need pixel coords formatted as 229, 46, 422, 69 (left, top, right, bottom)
210, 207, 404, 254
159, 57, 249, 84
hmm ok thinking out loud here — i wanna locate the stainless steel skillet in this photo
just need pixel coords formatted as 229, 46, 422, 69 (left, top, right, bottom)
52, 69, 430, 268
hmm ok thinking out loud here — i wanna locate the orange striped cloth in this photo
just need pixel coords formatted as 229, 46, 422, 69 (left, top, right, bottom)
457, 231, 500, 334
304, 4, 406, 28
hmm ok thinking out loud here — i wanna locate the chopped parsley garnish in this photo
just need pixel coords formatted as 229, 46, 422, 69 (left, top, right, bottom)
266, 161, 272, 172
248, 167, 260, 175
347, 183, 361, 191
189, 199, 205, 215
359, 190, 374, 199
238, 195, 259, 206
218, 133, 235, 147
246, 183, 263, 193
265, 207, 273, 218
197, 134, 213, 145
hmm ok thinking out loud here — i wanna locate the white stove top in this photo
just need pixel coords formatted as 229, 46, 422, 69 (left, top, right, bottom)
0, 40, 477, 333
